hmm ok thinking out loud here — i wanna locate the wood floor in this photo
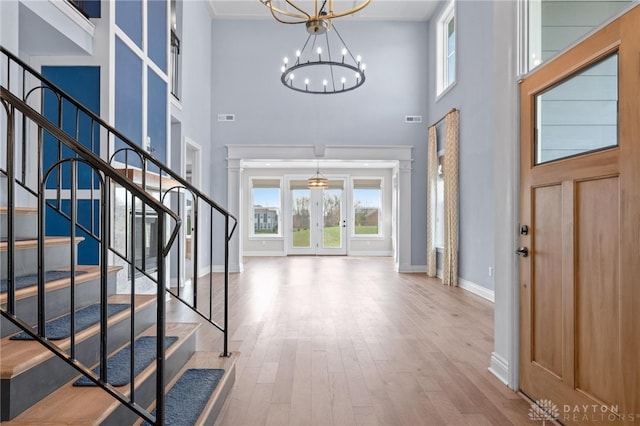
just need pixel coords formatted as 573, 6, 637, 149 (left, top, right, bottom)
167, 256, 532, 426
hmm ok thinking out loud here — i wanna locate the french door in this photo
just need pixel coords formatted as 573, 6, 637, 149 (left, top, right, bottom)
519, 6, 639, 424
286, 177, 347, 255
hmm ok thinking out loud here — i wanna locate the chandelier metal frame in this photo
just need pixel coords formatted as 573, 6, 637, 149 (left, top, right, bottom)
260, 0, 371, 25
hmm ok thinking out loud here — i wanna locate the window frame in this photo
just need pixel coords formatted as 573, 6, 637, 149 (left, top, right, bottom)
250, 178, 283, 239
351, 177, 384, 239
436, 0, 457, 98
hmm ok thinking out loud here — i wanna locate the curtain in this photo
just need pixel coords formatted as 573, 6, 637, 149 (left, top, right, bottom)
443, 109, 459, 286
426, 126, 438, 277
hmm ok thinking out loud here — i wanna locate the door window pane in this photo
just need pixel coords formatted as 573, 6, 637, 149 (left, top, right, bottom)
292, 189, 310, 248
323, 189, 342, 248
535, 53, 618, 165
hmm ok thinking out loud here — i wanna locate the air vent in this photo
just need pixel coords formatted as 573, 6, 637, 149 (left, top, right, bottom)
217, 114, 235, 122
405, 115, 423, 123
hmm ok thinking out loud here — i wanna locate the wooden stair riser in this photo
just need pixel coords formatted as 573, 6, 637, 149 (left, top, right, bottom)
101, 328, 197, 426
0, 239, 81, 280
0, 211, 37, 241
0, 299, 157, 421
0, 271, 118, 338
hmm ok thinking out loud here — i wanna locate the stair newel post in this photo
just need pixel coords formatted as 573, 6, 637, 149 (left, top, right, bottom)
70, 159, 77, 359
5, 102, 16, 314
156, 210, 167, 425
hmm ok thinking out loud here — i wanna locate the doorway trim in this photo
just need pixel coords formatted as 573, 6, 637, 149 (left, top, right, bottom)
226, 144, 413, 273
184, 136, 202, 279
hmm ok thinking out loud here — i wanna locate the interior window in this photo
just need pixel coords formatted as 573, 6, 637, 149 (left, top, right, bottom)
251, 179, 281, 237
437, 0, 456, 96
352, 178, 382, 237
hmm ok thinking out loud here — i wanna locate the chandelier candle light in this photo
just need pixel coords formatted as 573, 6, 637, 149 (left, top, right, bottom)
260, 0, 370, 94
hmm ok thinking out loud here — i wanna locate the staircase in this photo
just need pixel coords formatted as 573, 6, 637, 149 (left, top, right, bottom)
0, 47, 238, 424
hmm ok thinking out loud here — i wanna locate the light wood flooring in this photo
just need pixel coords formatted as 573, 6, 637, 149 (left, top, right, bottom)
167, 256, 532, 426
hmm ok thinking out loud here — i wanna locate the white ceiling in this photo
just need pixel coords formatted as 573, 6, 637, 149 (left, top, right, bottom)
207, 0, 441, 22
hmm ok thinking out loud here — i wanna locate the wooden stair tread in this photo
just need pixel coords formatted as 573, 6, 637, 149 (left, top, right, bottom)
0, 236, 85, 251
0, 265, 122, 304
0, 207, 38, 214
115, 167, 182, 191
0, 294, 155, 379
6, 322, 201, 426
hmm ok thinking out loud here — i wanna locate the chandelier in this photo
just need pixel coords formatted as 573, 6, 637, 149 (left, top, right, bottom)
261, 0, 370, 94
308, 163, 328, 189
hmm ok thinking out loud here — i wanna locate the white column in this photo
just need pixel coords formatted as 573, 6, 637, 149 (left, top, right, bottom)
395, 159, 412, 272
227, 157, 243, 273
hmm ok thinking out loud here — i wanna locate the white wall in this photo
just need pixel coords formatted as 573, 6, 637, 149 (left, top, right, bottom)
210, 20, 429, 267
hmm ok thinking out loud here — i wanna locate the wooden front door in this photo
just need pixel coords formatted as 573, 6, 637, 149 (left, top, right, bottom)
519, 6, 640, 425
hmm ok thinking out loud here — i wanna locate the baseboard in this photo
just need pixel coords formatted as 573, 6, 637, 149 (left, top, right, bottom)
458, 277, 495, 302
193, 265, 243, 276
396, 263, 425, 273
489, 352, 509, 386
347, 250, 394, 257
242, 251, 285, 257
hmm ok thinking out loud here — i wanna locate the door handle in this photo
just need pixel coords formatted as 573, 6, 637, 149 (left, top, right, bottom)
515, 247, 529, 257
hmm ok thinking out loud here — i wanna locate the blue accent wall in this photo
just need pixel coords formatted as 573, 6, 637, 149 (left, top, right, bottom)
41, 67, 102, 266
46, 200, 101, 265
148, 0, 167, 72
115, 37, 143, 160
116, 0, 142, 47
147, 69, 167, 163
42, 66, 100, 191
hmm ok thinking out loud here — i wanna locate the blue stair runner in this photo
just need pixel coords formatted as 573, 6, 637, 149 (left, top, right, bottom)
0, 270, 88, 293
142, 368, 225, 426
10, 303, 129, 340
74, 336, 178, 387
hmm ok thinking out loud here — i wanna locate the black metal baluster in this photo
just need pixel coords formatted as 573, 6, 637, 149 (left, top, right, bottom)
193, 201, 198, 309
155, 211, 166, 425
70, 160, 77, 359
100, 172, 109, 386
223, 215, 230, 357
129, 193, 136, 401
6, 104, 16, 314
209, 204, 213, 320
